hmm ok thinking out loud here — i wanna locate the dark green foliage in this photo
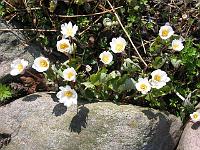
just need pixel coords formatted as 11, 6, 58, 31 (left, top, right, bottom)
0, 84, 12, 102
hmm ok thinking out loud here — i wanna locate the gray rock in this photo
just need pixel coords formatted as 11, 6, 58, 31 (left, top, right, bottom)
0, 18, 41, 83
0, 92, 182, 150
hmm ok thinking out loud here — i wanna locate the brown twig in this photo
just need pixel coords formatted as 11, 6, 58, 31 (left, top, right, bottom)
14, 7, 41, 12
3, 0, 16, 10
185, 20, 194, 37
7, 13, 18, 23
106, 0, 148, 67
141, 38, 146, 54
78, 16, 103, 36
53, 6, 123, 18
0, 6, 122, 34
0, 28, 57, 32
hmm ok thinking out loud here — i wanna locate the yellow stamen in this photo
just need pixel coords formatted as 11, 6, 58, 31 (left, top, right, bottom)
66, 71, 74, 79
115, 42, 124, 52
162, 29, 169, 37
39, 59, 48, 67
173, 43, 179, 49
64, 91, 73, 97
17, 64, 24, 72
194, 114, 198, 119
102, 55, 110, 63
154, 74, 161, 82
140, 84, 147, 90
60, 43, 69, 49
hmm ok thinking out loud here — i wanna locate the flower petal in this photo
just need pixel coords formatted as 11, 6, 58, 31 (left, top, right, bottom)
10, 69, 20, 76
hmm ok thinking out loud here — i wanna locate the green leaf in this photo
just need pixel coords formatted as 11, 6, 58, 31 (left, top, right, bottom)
197, 59, 200, 67
134, 5, 140, 11
44, 65, 58, 81
170, 57, 182, 68
100, 73, 107, 83
81, 82, 95, 89
145, 94, 161, 107
0, 84, 12, 102
109, 75, 131, 93
107, 71, 121, 80
149, 37, 162, 52
90, 73, 101, 86
90, 68, 107, 85
124, 78, 136, 91
117, 78, 135, 92
151, 85, 172, 97
68, 57, 82, 69
121, 58, 141, 72
152, 56, 165, 69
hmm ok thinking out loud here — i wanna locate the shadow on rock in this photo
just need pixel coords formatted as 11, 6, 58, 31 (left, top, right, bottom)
47, 92, 59, 102
69, 106, 89, 134
0, 133, 11, 149
142, 109, 175, 150
0, 74, 15, 84
22, 94, 42, 101
24, 43, 41, 58
52, 103, 67, 117
191, 122, 200, 130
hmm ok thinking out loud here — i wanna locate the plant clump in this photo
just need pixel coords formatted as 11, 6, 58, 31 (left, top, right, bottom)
0, 84, 12, 103
0, 0, 200, 123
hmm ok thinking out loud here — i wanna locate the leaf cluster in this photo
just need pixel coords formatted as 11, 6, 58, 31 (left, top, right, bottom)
0, 84, 12, 102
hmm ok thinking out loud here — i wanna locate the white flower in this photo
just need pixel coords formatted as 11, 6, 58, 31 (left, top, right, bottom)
159, 24, 174, 40
150, 69, 170, 89
135, 78, 151, 94
172, 39, 184, 51
86, 65, 92, 72
63, 67, 77, 81
190, 112, 200, 123
57, 39, 73, 54
32, 57, 49, 72
99, 51, 113, 64
61, 21, 78, 38
110, 37, 127, 53
10, 59, 28, 76
56, 85, 77, 107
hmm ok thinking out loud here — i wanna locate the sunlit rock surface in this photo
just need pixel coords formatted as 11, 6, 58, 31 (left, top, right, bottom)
0, 92, 182, 150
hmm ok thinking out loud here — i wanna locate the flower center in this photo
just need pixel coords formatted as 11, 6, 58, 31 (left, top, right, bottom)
140, 84, 147, 90
115, 42, 124, 52
17, 64, 24, 72
60, 43, 69, 49
154, 74, 161, 82
194, 114, 198, 119
66, 71, 74, 79
162, 29, 169, 37
39, 59, 48, 67
172, 43, 179, 49
66, 28, 73, 37
102, 55, 110, 63
64, 91, 73, 97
